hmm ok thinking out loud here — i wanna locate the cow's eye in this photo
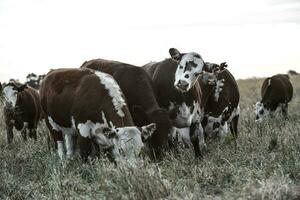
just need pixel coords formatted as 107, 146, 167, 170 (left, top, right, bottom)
179, 65, 183, 69
184, 74, 189, 78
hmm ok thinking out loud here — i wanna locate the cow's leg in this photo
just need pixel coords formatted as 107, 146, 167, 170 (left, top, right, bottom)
21, 128, 27, 141
45, 117, 65, 159
6, 122, 14, 144
230, 115, 239, 152
29, 128, 37, 141
65, 134, 75, 158
189, 121, 203, 158
281, 103, 288, 118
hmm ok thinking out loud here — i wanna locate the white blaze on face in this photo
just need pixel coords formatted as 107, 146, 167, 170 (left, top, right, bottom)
3, 85, 18, 107
214, 79, 225, 102
174, 52, 205, 92
94, 71, 126, 117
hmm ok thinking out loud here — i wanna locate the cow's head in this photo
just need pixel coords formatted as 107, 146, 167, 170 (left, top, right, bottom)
169, 48, 205, 92
93, 123, 156, 161
3, 82, 27, 107
255, 102, 269, 122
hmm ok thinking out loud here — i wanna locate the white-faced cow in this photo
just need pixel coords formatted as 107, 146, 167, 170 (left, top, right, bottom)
80, 59, 173, 159
143, 48, 205, 158
199, 62, 240, 148
255, 74, 293, 122
40, 68, 156, 162
2, 81, 41, 143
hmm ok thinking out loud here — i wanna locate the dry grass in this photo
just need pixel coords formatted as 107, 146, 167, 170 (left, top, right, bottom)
0, 75, 300, 200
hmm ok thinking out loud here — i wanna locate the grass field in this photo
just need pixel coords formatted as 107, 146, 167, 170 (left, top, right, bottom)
0, 75, 300, 200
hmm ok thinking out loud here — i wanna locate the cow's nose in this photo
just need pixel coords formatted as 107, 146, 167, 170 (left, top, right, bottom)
176, 80, 189, 91
255, 115, 259, 120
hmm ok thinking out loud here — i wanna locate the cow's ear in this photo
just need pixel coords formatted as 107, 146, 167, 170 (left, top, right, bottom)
169, 48, 182, 62
140, 123, 156, 142
17, 84, 27, 92
131, 105, 148, 124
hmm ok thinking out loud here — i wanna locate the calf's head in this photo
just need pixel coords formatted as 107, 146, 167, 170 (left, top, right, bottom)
255, 102, 269, 122
3, 82, 27, 107
93, 123, 156, 160
169, 48, 205, 92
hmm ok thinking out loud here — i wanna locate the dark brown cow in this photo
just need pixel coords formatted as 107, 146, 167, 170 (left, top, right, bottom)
199, 62, 240, 148
80, 59, 172, 158
2, 81, 41, 143
40, 68, 156, 161
255, 74, 293, 121
143, 49, 204, 158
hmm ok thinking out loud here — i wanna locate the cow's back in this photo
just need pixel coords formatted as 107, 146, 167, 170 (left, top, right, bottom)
40, 68, 133, 127
16, 86, 41, 128
261, 74, 293, 105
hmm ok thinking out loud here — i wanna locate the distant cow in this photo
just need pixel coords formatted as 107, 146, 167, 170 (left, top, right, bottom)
199, 62, 240, 148
81, 59, 172, 158
2, 81, 41, 143
40, 68, 156, 161
255, 74, 293, 121
143, 48, 205, 158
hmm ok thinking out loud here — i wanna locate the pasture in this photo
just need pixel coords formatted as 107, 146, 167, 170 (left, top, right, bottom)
0, 75, 300, 200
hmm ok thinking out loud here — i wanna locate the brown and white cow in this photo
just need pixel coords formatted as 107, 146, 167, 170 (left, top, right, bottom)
199, 62, 240, 148
143, 48, 204, 158
2, 81, 42, 143
255, 74, 293, 121
80, 59, 173, 158
40, 68, 156, 162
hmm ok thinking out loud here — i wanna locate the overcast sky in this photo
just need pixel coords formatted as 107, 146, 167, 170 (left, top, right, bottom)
0, 0, 300, 82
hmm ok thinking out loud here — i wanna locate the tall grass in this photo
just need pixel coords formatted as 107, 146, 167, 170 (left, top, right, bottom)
0, 75, 300, 199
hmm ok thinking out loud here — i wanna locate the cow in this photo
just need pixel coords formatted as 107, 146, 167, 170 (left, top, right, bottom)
199, 62, 240, 149
143, 48, 205, 158
39, 68, 156, 162
2, 81, 41, 143
255, 74, 293, 121
80, 59, 173, 159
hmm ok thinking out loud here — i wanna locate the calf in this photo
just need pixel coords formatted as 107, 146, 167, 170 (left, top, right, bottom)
81, 59, 172, 158
199, 62, 240, 148
255, 74, 293, 121
143, 48, 205, 158
2, 81, 41, 143
40, 68, 156, 161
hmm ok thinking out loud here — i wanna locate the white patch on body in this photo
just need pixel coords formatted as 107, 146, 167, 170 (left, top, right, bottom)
174, 53, 205, 92
228, 105, 240, 123
94, 71, 126, 117
3, 86, 18, 107
169, 101, 202, 128
214, 79, 225, 102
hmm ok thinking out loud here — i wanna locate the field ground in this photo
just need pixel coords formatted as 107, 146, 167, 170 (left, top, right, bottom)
0, 75, 300, 200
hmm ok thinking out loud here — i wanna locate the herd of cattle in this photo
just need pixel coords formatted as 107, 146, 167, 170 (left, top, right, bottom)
0, 48, 294, 163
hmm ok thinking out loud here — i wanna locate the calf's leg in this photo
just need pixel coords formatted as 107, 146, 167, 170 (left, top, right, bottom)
230, 115, 239, 152
189, 121, 204, 158
6, 123, 14, 144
